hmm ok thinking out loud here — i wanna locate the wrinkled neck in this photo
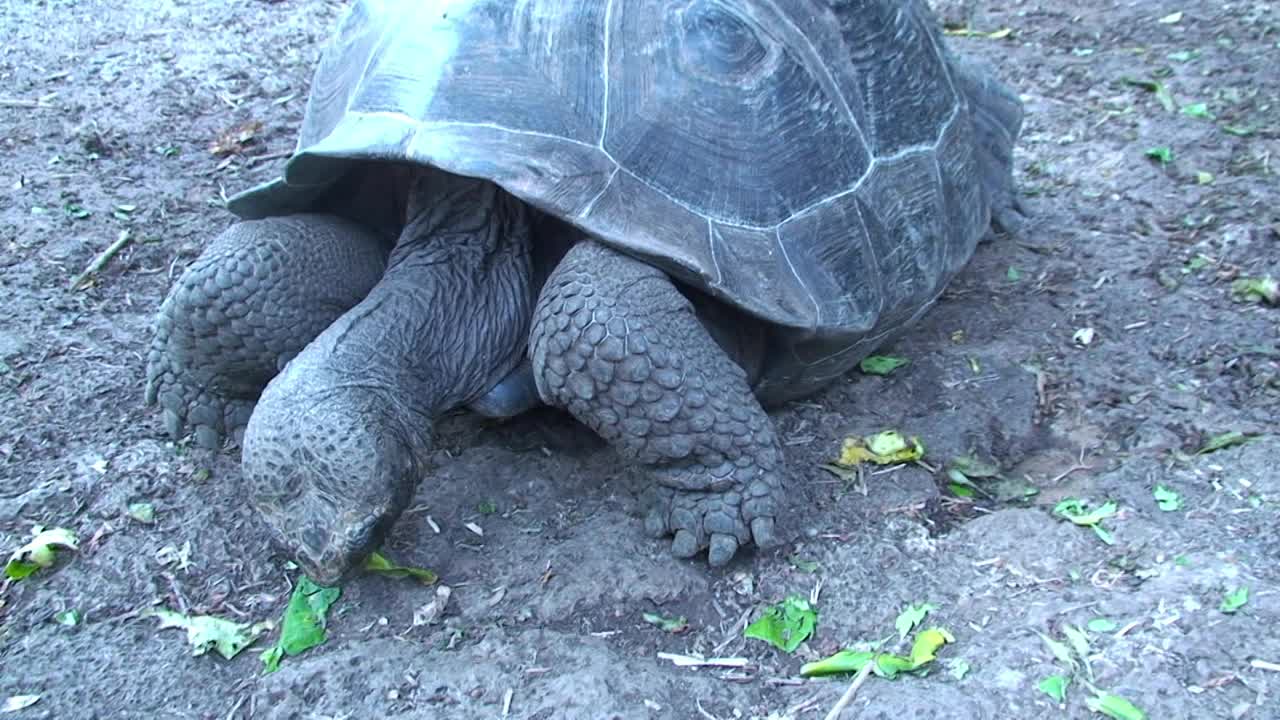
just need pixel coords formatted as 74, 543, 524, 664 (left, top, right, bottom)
282, 172, 535, 431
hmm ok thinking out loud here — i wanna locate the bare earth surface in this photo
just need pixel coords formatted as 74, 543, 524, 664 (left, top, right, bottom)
1, 1, 1277, 718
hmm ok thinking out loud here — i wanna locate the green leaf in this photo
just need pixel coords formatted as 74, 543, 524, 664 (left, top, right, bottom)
799, 627, 952, 679
127, 502, 156, 524
53, 609, 81, 626
949, 455, 1002, 479
1037, 632, 1078, 672
642, 612, 689, 633
1179, 102, 1213, 120
1167, 49, 1200, 62
1121, 77, 1176, 112
1054, 499, 1118, 528
1086, 693, 1146, 719
1220, 586, 1249, 614
1144, 146, 1174, 164
5, 527, 79, 580
859, 355, 910, 376
743, 595, 817, 653
837, 431, 925, 467
261, 577, 341, 673
1038, 674, 1070, 703
894, 603, 937, 641
1087, 618, 1118, 633
1197, 431, 1256, 454
800, 649, 876, 677
907, 627, 953, 667
151, 608, 272, 660
789, 555, 821, 573
1195, 171, 1215, 185
362, 551, 437, 585
946, 658, 971, 680
1006, 266, 1022, 282
476, 499, 498, 514
63, 202, 91, 219
1152, 485, 1181, 511
1062, 624, 1091, 662
1231, 276, 1278, 305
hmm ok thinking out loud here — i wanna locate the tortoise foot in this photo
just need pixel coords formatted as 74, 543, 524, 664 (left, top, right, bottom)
145, 214, 388, 450
643, 463, 782, 567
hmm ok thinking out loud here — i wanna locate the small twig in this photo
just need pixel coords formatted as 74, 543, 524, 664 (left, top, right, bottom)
223, 695, 248, 720
70, 230, 132, 290
246, 149, 293, 166
695, 699, 721, 720
1251, 659, 1280, 673
824, 661, 875, 720
501, 688, 514, 716
657, 652, 749, 669
0, 98, 53, 108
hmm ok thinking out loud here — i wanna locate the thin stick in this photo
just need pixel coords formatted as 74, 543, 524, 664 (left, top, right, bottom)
824, 662, 875, 720
0, 98, 51, 108
70, 230, 132, 289
247, 149, 293, 166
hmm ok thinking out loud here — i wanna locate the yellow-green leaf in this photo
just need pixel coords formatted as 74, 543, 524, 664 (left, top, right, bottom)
1086, 693, 1146, 720
363, 551, 437, 585
5, 527, 78, 580
743, 595, 817, 653
837, 431, 925, 467
151, 608, 272, 660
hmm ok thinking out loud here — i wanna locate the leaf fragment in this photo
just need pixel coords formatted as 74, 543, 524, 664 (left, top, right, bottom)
53, 609, 81, 626
127, 502, 156, 524
362, 551, 437, 585
150, 608, 272, 660
1179, 102, 1213, 120
1038, 674, 1070, 703
1231, 276, 1278, 305
1197, 431, 1256, 454
1087, 618, 1118, 633
261, 577, 341, 673
894, 602, 937, 641
1121, 77, 1176, 113
837, 431, 925, 467
643, 612, 689, 633
800, 626, 953, 678
1145, 146, 1174, 164
5, 527, 78, 580
1220, 586, 1249, 614
1053, 498, 1119, 543
209, 120, 263, 156
2, 696, 40, 713
1153, 485, 1181, 511
859, 355, 910, 376
743, 595, 817, 653
1086, 692, 1146, 719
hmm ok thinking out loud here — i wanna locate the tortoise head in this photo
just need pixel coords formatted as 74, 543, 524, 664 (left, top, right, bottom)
241, 384, 424, 586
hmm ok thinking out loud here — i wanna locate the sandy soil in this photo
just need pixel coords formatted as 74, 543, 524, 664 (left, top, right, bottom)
1, 1, 1277, 718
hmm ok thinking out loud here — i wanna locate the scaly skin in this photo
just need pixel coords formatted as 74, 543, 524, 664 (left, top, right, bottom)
242, 171, 534, 584
144, 214, 390, 449
530, 240, 782, 567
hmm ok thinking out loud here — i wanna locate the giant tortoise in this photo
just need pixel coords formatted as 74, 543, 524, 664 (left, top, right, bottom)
144, 0, 1024, 584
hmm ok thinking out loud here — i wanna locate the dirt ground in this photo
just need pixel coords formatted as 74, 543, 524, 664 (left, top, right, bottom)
1, 1, 1277, 718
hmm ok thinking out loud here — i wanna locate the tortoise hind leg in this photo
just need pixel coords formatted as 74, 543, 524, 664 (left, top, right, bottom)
145, 214, 388, 449
954, 57, 1026, 236
529, 240, 784, 567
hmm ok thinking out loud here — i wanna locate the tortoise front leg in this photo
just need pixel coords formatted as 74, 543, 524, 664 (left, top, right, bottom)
145, 214, 390, 449
529, 240, 784, 566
